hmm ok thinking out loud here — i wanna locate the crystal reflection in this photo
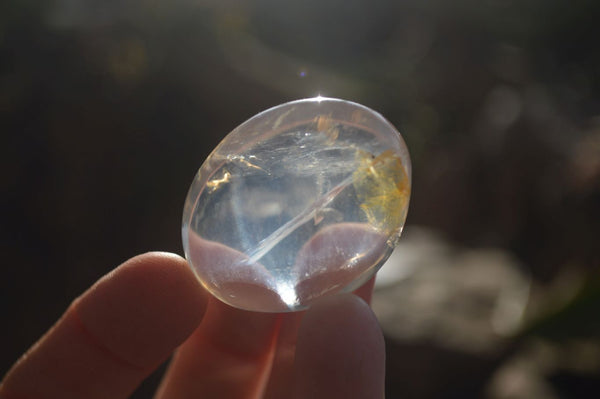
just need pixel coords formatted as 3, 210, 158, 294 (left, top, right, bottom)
186, 222, 389, 312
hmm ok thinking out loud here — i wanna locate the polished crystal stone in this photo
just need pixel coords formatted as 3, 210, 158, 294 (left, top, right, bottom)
182, 97, 411, 312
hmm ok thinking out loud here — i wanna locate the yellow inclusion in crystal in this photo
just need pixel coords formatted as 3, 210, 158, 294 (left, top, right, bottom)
352, 149, 410, 237
206, 171, 231, 192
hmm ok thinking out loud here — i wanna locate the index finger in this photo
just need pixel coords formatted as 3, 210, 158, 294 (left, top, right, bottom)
0, 252, 209, 399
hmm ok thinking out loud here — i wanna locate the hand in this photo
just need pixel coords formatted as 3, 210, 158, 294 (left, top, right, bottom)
0, 252, 385, 398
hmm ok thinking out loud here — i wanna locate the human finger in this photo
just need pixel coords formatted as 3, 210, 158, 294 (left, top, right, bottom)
0, 252, 208, 399
292, 294, 385, 399
155, 234, 284, 398
262, 277, 375, 399
264, 222, 381, 398
155, 297, 281, 399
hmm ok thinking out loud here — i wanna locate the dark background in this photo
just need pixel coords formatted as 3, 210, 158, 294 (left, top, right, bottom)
2, 0, 599, 397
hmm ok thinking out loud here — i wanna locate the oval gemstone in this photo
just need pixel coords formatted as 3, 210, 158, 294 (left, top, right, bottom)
182, 97, 411, 312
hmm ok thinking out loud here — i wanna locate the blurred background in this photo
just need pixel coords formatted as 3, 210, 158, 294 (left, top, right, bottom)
2, 0, 599, 397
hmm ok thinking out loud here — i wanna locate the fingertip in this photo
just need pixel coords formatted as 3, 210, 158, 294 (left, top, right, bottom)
1, 252, 210, 399
293, 293, 385, 399
156, 297, 282, 398
74, 251, 209, 368
301, 294, 385, 355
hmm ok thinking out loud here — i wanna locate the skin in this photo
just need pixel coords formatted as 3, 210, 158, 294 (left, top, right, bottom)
0, 252, 385, 399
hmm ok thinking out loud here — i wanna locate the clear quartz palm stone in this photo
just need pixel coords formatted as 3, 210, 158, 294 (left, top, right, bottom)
182, 97, 411, 312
